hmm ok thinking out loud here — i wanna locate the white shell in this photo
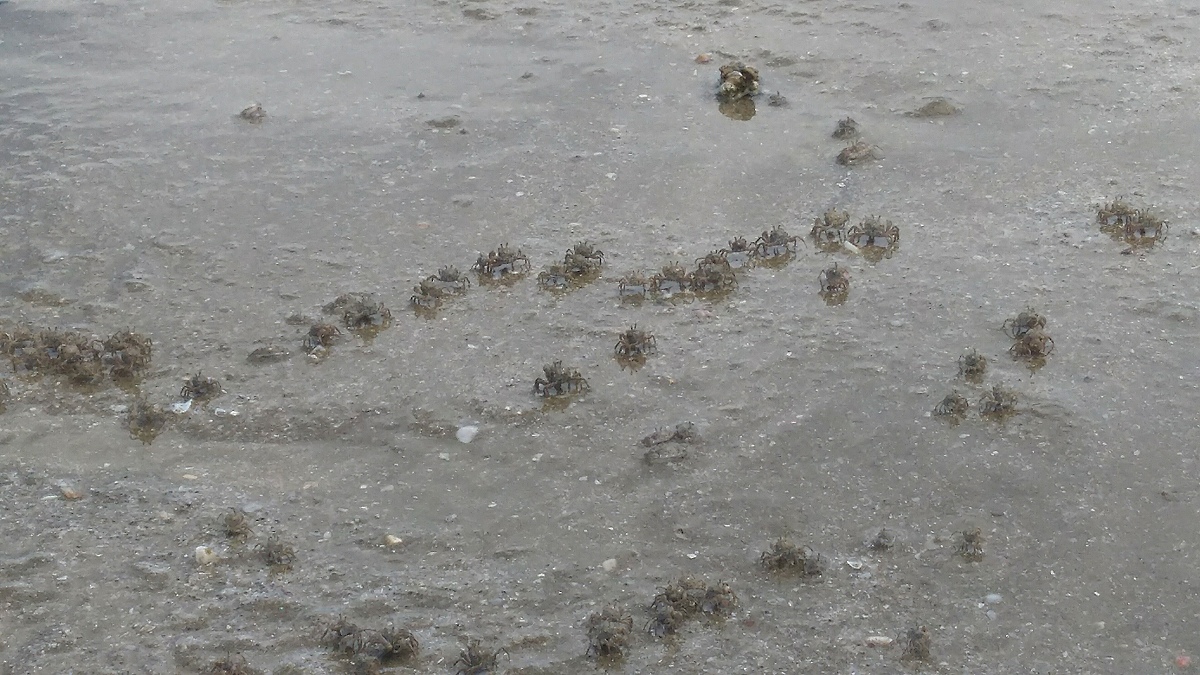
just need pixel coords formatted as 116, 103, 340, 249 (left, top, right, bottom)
456, 425, 479, 444
169, 399, 193, 414
865, 636, 894, 648
194, 545, 219, 565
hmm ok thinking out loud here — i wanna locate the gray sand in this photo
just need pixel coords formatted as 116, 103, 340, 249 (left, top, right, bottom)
2, 0, 1199, 672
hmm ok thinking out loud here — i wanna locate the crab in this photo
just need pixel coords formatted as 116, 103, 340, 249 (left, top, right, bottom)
760, 538, 824, 575
957, 349, 987, 380
570, 240, 605, 265
650, 262, 692, 296
239, 103, 266, 122
127, 399, 168, 445
652, 577, 709, 616
868, 528, 896, 551
956, 527, 985, 561
257, 535, 296, 569
534, 361, 589, 397
102, 330, 153, 379
818, 263, 851, 295
810, 208, 851, 247
454, 639, 507, 675
336, 294, 392, 330
1003, 307, 1047, 338
537, 265, 572, 290
645, 605, 687, 638
303, 322, 341, 353
641, 421, 700, 447
717, 62, 760, 100
720, 236, 755, 269
933, 391, 970, 417
978, 385, 1018, 416
1009, 328, 1054, 359
695, 250, 733, 273
204, 655, 257, 675
846, 215, 900, 250
585, 607, 633, 658
223, 508, 253, 540
836, 140, 882, 166
901, 625, 932, 661
614, 325, 657, 358
831, 117, 859, 139
689, 263, 738, 294
472, 243, 531, 280
617, 271, 650, 300
410, 279, 447, 309
753, 225, 800, 259
701, 580, 739, 615
181, 372, 222, 402
247, 345, 290, 364
426, 266, 471, 294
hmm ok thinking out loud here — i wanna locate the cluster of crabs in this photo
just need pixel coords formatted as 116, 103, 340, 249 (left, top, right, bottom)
0, 325, 152, 386
933, 306, 1056, 421
1096, 197, 1167, 249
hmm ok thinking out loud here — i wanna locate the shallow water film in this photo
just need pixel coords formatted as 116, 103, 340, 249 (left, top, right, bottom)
2, 0, 1199, 673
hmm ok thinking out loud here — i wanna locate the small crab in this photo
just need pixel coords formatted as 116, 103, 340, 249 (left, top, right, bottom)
836, 140, 882, 166
103, 330, 153, 379
409, 279, 447, 310
617, 271, 650, 300
205, 655, 257, 675
695, 250, 733, 273
614, 325, 657, 358
127, 399, 168, 445
570, 240, 605, 265
1009, 328, 1054, 359
810, 208, 851, 247
472, 243, 531, 280
717, 61, 761, 100
652, 577, 708, 616
247, 345, 290, 364
257, 535, 296, 568
868, 528, 897, 551
585, 607, 633, 658
831, 117, 859, 139
1096, 197, 1140, 227
760, 538, 823, 575
846, 215, 900, 250
819, 263, 851, 295
689, 263, 738, 294
901, 625, 932, 661
753, 225, 800, 259
303, 322, 341, 353
181, 372, 222, 402
645, 605, 687, 638
1003, 307, 1047, 338
340, 295, 392, 330
978, 385, 1018, 416
426, 266, 471, 294
702, 580, 739, 615
454, 639, 507, 675
537, 265, 572, 290
650, 262, 691, 296
933, 391, 970, 417
534, 361, 589, 397
721, 236, 755, 268
956, 527, 985, 561
223, 508, 253, 540
641, 421, 699, 447
342, 627, 419, 662
957, 349, 987, 380
239, 103, 266, 122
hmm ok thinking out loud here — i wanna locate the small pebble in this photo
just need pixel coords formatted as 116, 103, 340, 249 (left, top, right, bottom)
602, 558, 618, 572
384, 534, 404, 547
59, 485, 84, 501
985, 593, 1003, 604
194, 546, 219, 565
456, 425, 479, 444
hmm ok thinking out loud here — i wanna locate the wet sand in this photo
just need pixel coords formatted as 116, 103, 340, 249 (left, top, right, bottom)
2, 0, 1199, 672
